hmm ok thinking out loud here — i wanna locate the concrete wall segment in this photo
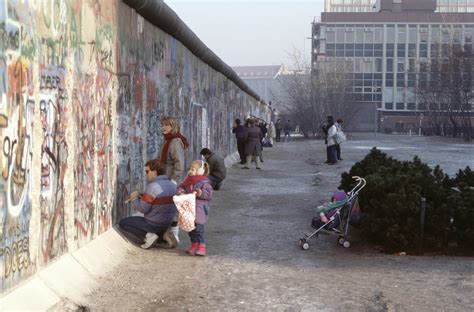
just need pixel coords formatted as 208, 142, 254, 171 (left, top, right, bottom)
0, 0, 270, 297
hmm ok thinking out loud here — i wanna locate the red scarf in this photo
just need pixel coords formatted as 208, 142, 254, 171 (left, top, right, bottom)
160, 133, 189, 163
179, 175, 208, 189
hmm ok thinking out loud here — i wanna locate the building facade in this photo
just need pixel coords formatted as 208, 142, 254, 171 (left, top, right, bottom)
325, 0, 474, 13
325, 0, 376, 13
233, 65, 291, 118
437, 0, 474, 12
313, 1, 474, 132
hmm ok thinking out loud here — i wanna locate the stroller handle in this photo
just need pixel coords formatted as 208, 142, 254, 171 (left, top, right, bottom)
350, 176, 366, 195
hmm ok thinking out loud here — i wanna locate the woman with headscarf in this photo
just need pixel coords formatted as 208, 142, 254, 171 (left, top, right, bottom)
159, 116, 189, 185
159, 117, 189, 245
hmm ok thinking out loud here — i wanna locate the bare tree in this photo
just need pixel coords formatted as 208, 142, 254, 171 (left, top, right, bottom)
314, 61, 357, 130
274, 49, 357, 137
416, 40, 473, 139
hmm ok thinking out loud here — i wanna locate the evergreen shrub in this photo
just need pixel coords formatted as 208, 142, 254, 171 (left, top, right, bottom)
340, 148, 474, 254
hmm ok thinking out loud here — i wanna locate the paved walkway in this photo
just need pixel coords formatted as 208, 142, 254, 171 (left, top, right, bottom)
85, 134, 474, 311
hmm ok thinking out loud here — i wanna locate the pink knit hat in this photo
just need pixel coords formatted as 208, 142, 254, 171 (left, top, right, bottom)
331, 191, 347, 202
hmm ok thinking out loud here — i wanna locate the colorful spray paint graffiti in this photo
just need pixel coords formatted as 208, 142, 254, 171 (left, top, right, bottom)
0, 0, 270, 293
0, 58, 34, 290
73, 74, 96, 246
39, 65, 68, 264
95, 69, 114, 234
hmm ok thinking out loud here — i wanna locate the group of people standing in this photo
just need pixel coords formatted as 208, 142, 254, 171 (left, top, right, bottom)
232, 117, 282, 170
322, 116, 345, 165
275, 119, 293, 143
119, 117, 226, 257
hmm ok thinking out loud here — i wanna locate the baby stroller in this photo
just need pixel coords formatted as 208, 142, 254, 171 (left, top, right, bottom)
299, 176, 366, 250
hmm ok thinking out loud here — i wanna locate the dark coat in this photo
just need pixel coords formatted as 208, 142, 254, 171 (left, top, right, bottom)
207, 153, 226, 181
244, 126, 262, 156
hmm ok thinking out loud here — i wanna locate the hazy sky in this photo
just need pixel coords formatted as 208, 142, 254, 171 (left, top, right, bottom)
165, 0, 325, 67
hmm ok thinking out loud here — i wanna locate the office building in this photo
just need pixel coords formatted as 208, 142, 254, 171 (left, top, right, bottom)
325, 0, 376, 13
313, 0, 474, 132
325, 0, 474, 13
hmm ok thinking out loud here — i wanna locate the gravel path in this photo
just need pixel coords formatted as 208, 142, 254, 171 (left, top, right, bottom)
84, 134, 474, 312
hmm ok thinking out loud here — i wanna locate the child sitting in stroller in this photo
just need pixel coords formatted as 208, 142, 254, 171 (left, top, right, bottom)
311, 191, 347, 231
300, 176, 366, 250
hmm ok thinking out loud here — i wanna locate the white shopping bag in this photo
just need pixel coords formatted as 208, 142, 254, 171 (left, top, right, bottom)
173, 193, 196, 232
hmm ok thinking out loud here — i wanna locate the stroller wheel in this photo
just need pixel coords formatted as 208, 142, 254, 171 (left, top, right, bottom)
302, 242, 310, 250
342, 241, 351, 248
338, 238, 345, 245
298, 239, 305, 247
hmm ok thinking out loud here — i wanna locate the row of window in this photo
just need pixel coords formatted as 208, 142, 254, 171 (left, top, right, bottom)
322, 24, 474, 45
385, 103, 417, 110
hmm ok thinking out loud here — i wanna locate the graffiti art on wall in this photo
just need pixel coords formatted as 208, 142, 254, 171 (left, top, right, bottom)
0, 0, 270, 293
39, 65, 68, 264
113, 73, 132, 224
73, 74, 96, 246
95, 69, 113, 234
0, 58, 34, 290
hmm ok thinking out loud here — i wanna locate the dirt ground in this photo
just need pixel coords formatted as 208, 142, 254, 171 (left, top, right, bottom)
83, 133, 474, 312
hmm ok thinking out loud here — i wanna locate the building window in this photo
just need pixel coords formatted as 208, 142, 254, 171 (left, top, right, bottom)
419, 44, 428, 57
397, 25, 406, 43
387, 25, 395, 43
397, 58, 405, 72
407, 103, 416, 110
396, 102, 405, 110
375, 58, 382, 72
408, 44, 416, 57
363, 59, 373, 72
397, 43, 406, 57
397, 73, 405, 87
386, 43, 395, 57
386, 73, 394, 86
385, 102, 394, 109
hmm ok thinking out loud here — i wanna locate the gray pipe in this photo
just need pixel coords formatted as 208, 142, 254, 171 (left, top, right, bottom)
122, 0, 264, 104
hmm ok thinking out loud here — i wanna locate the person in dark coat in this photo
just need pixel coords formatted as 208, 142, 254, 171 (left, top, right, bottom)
322, 116, 334, 163
232, 118, 246, 164
242, 118, 262, 170
275, 119, 282, 142
283, 120, 292, 142
200, 148, 226, 190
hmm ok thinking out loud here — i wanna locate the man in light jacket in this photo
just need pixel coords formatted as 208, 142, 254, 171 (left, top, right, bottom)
327, 120, 338, 165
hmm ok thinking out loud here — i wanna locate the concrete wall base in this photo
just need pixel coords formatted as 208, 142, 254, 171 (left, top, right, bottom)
0, 228, 132, 311
0, 154, 239, 311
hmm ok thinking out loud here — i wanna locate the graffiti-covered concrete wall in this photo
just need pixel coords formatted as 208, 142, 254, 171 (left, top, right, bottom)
0, 0, 269, 293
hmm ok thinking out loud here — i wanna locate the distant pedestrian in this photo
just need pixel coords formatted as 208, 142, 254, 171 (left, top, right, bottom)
267, 121, 276, 146
200, 148, 226, 190
327, 119, 338, 165
275, 119, 282, 142
242, 118, 263, 170
335, 118, 344, 160
259, 121, 268, 141
177, 160, 213, 256
322, 116, 334, 163
232, 118, 246, 164
283, 120, 292, 142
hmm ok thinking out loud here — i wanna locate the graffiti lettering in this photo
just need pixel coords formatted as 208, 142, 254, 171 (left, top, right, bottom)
0, 22, 20, 52
1, 237, 30, 278
153, 40, 165, 65
40, 74, 62, 90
